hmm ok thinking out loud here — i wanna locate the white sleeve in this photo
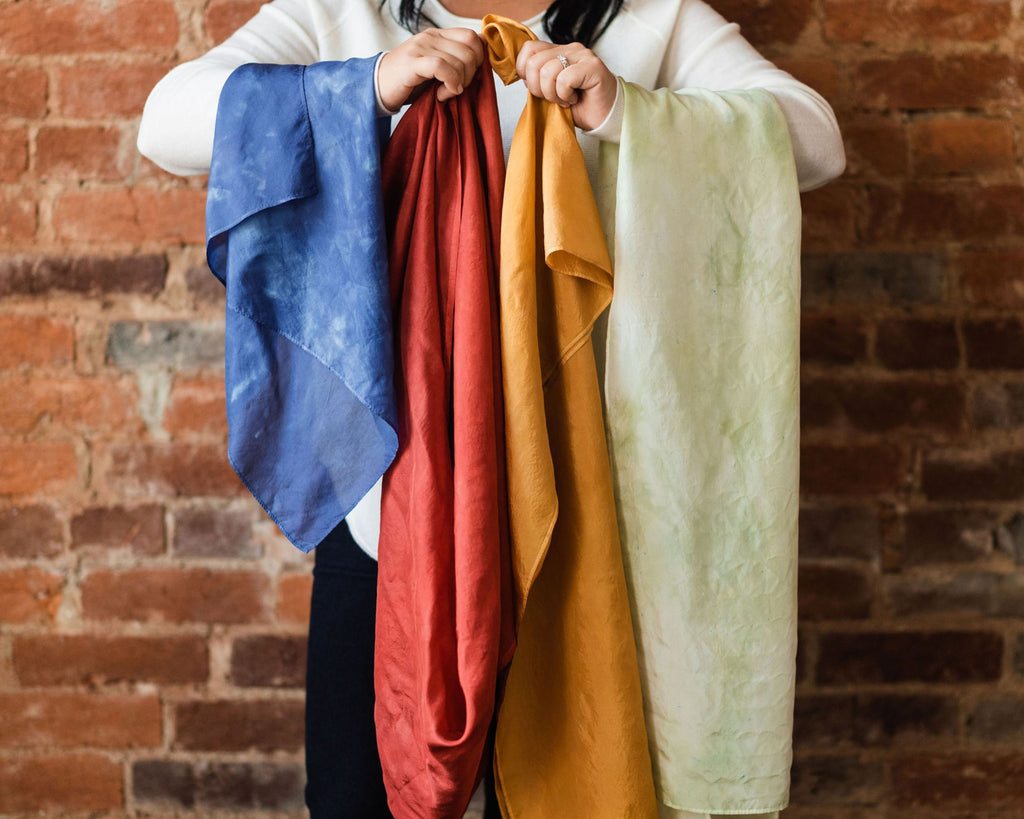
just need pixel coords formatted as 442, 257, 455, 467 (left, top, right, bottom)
137, 0, 321, 176
658, 0, 845, 191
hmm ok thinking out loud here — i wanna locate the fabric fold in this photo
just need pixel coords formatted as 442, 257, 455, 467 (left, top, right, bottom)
596, 81, 801, 814
482, 16, 660, 819
206, 58, 396, 553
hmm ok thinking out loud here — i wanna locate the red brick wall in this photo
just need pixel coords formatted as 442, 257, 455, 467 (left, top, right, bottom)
0, 0, 1021, 815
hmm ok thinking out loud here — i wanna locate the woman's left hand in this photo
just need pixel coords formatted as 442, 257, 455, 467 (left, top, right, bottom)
515, 41, 617, 131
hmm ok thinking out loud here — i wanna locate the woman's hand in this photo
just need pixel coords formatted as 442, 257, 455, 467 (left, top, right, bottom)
515, 41, 617, 131
378, 28, 486, 110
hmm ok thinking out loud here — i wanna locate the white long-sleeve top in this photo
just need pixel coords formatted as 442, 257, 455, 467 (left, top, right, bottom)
138, 0, 844, 568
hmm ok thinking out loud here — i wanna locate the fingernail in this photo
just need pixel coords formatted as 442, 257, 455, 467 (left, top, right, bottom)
457, 84, 464, 94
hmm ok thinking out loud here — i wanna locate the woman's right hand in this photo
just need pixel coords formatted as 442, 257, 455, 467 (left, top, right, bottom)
377, 28, 486, 110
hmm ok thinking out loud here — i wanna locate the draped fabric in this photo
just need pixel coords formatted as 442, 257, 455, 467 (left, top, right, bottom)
481, 17, 660, 819
206, 58, 396, 554
374, 67, 515, 818
596, 82, 801, 815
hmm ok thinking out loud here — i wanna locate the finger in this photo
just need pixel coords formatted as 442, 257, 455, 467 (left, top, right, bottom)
539, 56, 573, 106
515, 40, 555, 78
436, 26, 486, 66
410, 52, 466, 99
556, 61, 596, 105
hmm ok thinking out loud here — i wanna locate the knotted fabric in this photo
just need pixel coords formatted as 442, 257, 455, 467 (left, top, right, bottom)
206, 58, 396, 553
596, 83, 800, 815
375, 66, 515, 818
481, 16, 660, 819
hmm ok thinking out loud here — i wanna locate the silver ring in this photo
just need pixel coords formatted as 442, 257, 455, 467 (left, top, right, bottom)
557, 53, 569, 69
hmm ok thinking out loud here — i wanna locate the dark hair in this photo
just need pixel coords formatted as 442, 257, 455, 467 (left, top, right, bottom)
384, 0, 625, 47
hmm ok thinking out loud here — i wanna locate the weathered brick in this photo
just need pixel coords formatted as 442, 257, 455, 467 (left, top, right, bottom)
35, 125, 123, 180
775, 58, 843, 104
883, 572, 999, 617
790, 754, 884, 806
801, 185, 858, 249
817, 630, 1002, 684
0, 692, 161, 748
825, 0, 1010, 44
133, 759, 195, 808
0, 505, 62, 558
0, 753, 122, 813
972, 382, 1024, 430
799, 563, 874, 620
0, 377, 140, 435
794, 693, 957, 747
892, 754, 1024, 808
922, 450, 1024, 501
107, 321, 224, 371
801, 377, 963, 433
841, 116, 907, 178
967, 697, 1024, 742
855, 55, 1023, 110
0, 127, 28, 182
0, 64, 48, 118
1014, 633, 1024, 678
276, 573, 313, 622
801, 444, 904, 496
0, 0, 178, 55
0, 254, 167, 297
81, 568, 267, 623
174, 699, 304, 751
901, 508, 996, 565
0, 315, 74, 369
707, 0, 812, 44
0, 441, 78, 495
230, 635, 306, 688
173, 507, 256, 558
0, 568, 63, 624
998, 514, 1024, 565
13, 634, 208, 686
205, 0, 266, 43
875, 318, 958, 370
801, 252, 946, 305
185, 262, 226, 303
867, 184, 1024, 243
164, 377, 228, 436
965, 318, 1024, 369
55, 60, 172, 118
910, 118, 1016, 176
961, 250, 1024, 309
0, 189, 36, 247
54, 188, 206, 244
799, 506, 881, 561
71, 504, 164, 555
801, 315, 868, 366
133, 759, 305, 810
102, 441, 243, 498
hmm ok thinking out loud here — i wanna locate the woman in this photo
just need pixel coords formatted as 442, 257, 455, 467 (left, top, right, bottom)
139, 1, 844, 816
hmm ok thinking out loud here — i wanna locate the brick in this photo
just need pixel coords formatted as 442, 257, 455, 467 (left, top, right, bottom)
206, 0, 266, 43
173, 507, 256, 558
71, 504, 164, 555
231, 635, 306, 688
0, 377, 140, 435
968, 697, 1024, 742
790, 755, 884, 806
0, 692, 160, 748
103, 441, 243, 498
0, 188, 36, 247
801, 444, 904, 496
14, 634, 208, 686
867, 184, 1024, 243
961, 251, 1024, 309
0, 753, 122, 813
54, 188, 206, 245
174, 699, 304, 751
801, 377, 963, 433
0, 64, 48, 118
165, 377, 228, 435
841, 117, 907, 178
892, 754, 1024, 808
186, 262, 226, 303
276, 573, 313, 622
56, 61, 172, 118
0, 568, 62, 624
922, 450, 1024, 501
875, 318, 958, 370
0, 127, 28, 182
133, 759, 304, 810
0, 315, 74, 369
972, 382, 1024, 430
794, 693, 957, 747
0, 0, 178, 55
911, 118, 1016, 176
107, 321, 224, 370
81, 568, 267, 623
801, 315, 867, 366
0, 254, 167, 297
36, 125, 123, 180
965, 319, 1024, 369
799, 506, 881, 561
825, 0, 1010, 43
800, 185, 858, 249
901, 508, 996, 565
883, 572, 999, 617
0, 505, 62, 558
0, 441, 78, 495
855, 55, 1023, 110
775, 59, 843, 104
705, 0, 812, 44
798, 563, 873, 620
999, 514, 1024, 565
1014, 633, 1024, 677
802, 252, 946, 305
817, 630, 1002, 684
